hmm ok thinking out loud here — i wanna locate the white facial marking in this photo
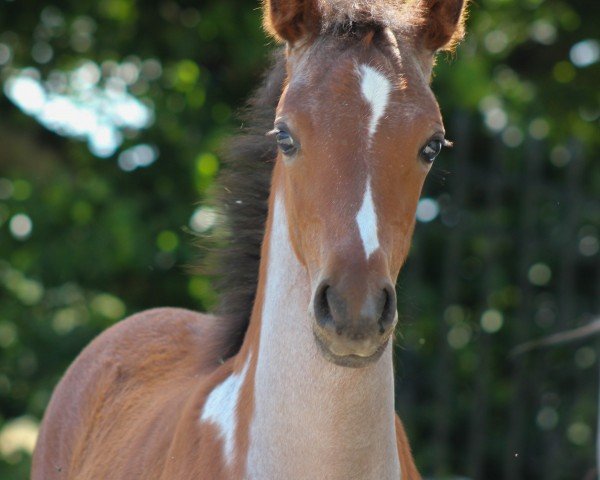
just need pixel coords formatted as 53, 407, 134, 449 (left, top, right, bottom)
200, 354, 251, 465
356, 178, 380, 258
359, 64, 392, 140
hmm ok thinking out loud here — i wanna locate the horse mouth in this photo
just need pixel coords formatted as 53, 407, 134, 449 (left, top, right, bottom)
312, 329, 389, 368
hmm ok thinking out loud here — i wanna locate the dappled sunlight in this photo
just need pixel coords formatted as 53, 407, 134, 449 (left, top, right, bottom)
4, 64, 153, 158
0, 417, 39, 459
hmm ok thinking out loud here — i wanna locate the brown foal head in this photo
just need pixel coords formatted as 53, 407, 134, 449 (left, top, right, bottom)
264, 0, 468, 367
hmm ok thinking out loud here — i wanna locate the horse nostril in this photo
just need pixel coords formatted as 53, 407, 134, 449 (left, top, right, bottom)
314, 282, 333, 329
378, 284, 397, 334
314, 280, 396, 340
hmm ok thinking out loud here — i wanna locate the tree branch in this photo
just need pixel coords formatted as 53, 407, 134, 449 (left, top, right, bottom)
510, 318, 600, 357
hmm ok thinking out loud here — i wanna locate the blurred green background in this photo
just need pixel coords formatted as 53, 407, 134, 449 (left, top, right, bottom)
0, 0, 598, 478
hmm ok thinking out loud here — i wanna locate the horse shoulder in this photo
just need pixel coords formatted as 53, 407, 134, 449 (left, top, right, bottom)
395, 414, 422, 480
32, 307, 224, 480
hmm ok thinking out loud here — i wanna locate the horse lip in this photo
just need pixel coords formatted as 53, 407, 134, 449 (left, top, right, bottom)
312, 328, 388, 368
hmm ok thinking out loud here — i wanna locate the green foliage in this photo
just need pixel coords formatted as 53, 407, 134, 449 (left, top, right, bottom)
0, 0, 598, 478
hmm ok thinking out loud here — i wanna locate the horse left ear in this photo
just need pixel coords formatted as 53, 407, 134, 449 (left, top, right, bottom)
262, 0, 321, 45
414, 0, 469, 52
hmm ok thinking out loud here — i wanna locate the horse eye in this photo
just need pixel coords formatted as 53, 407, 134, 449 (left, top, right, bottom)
420, 138, 444, 163
276, 129, 298, 156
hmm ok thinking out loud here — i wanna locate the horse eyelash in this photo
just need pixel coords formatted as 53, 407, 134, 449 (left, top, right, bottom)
443, 139, 453, 148
265, 128, 280, 137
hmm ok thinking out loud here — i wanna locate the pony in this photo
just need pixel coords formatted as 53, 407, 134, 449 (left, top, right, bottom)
32, 0, 468, 478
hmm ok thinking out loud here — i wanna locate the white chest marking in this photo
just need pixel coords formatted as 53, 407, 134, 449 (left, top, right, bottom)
200, 355, 251, 465
356, 178, 380, 258
359, 64, 392, 140
247, 195, 308, 478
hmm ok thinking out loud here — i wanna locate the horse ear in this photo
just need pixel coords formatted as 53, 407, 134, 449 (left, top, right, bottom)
263, 0, 321, 45
415, 0, 468, 52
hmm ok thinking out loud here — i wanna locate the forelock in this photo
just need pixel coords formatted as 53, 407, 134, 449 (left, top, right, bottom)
317, 0, 418, 36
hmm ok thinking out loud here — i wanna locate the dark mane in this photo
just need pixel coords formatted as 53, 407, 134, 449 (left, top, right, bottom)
209, 49, 286, 359
318, 1, 417, 35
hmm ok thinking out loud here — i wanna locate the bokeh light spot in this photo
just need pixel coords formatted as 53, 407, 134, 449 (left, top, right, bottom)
174, 60, 200, 91
16, 279, 44, 306
570, 39, 600, 67
416, 198, 439, 223
190, 207, 217, 233
5, 76, 46, 115
484, 107, 508, 132
481, 309, 504, 333
31, 42, 54, 64
90, 294, 126, 320
536, 407, 558, 430
9, 214, 33, 240
157, 230, 179, 252
52, 308, 80, 334
528, 118, 550, 140
447, 324, 472, 349
484, 30, 508, 53
502, 126, 523, 148
530, 20, 557, 45
12, 180, 32, 201
0, 43, 11, 65
0, 179, 14, 200
196, 153, 219, 177
528, 263, 552, 286
0, 417, 39, 457
567, 422, 591, 446
118, 144, 158, 171
188, 277, 218, 308
550, 146, 571, 167
0, 322, 17, 348
579, 235, 599, 256
444, 305, 465, 324
574, 346, 596, 369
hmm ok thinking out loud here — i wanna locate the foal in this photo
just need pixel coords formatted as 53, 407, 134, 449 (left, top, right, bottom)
32, 0, 468, 478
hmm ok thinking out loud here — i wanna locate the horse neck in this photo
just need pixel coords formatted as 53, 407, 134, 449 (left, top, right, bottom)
237, 162, 401, 479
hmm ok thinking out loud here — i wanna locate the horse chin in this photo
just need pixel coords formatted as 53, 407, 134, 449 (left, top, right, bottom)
312, 329, 388, 368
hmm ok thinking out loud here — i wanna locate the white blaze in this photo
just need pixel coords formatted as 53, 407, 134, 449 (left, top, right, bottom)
359, 64, 392, 139
356, 178, 380, 258
200, 354, 251, 464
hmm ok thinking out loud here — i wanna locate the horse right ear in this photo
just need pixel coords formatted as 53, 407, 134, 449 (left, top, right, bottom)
414, 0, 469, 53
263, 0, 321, 45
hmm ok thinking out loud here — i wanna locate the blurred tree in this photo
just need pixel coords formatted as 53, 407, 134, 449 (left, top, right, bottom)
0, 0, 598, 478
